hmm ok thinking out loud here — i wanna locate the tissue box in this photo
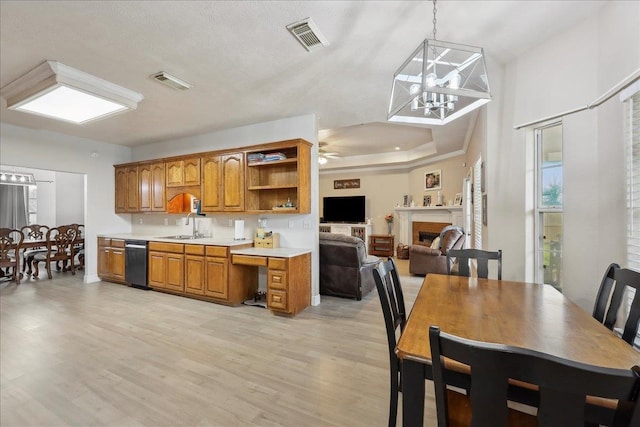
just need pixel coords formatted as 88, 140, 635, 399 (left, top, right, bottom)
255, 232, 279, 248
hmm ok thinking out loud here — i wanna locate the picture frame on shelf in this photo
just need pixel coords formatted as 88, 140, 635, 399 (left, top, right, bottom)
454, 193, 462, 206
423, 195, 431, 206
424, 169, 441, 191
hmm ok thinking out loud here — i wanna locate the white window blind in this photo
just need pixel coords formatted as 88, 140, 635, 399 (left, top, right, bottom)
473, 158, 482, 249
626, 91, 640, 271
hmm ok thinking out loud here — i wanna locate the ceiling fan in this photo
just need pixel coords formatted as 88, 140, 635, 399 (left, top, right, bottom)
318, 142, 340, 164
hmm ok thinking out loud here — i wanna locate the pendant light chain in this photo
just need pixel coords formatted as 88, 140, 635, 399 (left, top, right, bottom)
432, 0, 438, 41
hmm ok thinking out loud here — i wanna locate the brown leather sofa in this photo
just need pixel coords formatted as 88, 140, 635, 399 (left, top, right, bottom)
409, 225, 465, 275
319, 232, 380, 300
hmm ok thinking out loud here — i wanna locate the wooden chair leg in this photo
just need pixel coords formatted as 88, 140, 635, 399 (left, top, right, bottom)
46, 261, 52, 280
14, 266, 21, 285
69, 257, 75, 276
32, 260, 40, 279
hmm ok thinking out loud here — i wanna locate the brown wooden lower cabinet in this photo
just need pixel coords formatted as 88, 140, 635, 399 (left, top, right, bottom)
98, 239, 310, 315
97, 237, 126, 284
184, 254, 205, 295
148, 242, 185, 292
232, 252, 311, 316
204, 257, 229, 299
149, 242, 255, 305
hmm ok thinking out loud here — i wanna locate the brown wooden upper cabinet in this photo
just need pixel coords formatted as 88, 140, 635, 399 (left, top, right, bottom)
139, 162, 166, 212
245, 139, 311, 214
201, 153, 245, 212
166, 157, 200, 187
114, 138, 311, 214
115, 165, 139, 213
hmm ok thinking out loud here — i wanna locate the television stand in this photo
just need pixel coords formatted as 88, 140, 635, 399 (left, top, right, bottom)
319, 223, 373, 252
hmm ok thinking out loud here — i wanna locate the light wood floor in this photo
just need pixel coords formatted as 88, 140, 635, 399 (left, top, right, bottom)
1, 259, 438, 427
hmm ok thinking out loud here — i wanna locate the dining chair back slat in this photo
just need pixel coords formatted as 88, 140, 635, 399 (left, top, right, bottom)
373, 257, 406, 427
593, 263, 621, 325
429, 326, 640, 427
447, 248, 502, 280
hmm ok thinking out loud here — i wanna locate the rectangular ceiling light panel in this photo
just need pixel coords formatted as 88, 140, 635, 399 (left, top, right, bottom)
1, 61, 143, 124
16, 86, 128, 124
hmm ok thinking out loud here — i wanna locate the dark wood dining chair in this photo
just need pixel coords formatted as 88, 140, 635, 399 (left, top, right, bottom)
447, 248, 502, 280
32, 225, 77, 279
592, 264, 640, 347
429, 325, 640, 427
372, 257, 406, 427
593, 263, 621, 324
0, 228, 24, 284
68, 224, 85, 270
19, 224, 49, 275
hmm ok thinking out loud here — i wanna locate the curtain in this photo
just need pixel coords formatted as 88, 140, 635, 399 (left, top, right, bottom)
0, 184, 29, 229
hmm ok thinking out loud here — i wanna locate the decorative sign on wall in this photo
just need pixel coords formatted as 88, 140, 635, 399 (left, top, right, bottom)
334, 178, 360, 189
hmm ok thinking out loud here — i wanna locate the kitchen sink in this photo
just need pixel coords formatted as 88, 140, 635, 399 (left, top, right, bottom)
156, 235, 201, 240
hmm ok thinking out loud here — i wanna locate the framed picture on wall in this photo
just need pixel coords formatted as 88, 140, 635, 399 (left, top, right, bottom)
424, 169, 441, 191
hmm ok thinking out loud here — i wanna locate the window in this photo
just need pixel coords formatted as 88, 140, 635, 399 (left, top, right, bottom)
27, 185, 37, 225
625, 91, 640, 271
473, 157, 482, 249
535, 123, 563, 290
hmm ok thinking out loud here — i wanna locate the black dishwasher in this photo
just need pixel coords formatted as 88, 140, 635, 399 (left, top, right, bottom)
125, 240, 149, 289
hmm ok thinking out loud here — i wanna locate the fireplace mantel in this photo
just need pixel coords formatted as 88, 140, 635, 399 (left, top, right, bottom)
394, 206, 463, 245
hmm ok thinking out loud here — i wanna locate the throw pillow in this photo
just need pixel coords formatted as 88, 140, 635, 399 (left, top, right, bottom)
430, 237, 441, 250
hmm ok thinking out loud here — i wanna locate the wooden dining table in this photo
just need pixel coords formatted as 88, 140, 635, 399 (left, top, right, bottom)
396, 274, 640, 427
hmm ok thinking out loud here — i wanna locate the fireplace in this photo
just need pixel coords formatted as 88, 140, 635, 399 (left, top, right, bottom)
412, 221, 451, 245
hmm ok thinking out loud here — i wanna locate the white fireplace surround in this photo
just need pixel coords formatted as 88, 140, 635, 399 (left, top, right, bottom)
394, 206, 463, 245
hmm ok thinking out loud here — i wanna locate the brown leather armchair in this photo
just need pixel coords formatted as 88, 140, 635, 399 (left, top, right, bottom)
409, 225, 465, 276
319, 232, 380, 300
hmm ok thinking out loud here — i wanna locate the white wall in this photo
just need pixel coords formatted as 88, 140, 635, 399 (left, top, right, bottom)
318, 153, 467, 239
130, 115, 321, 305
0, 123, 132, 282
491, 1, 640, 310
55, 171, 84, 225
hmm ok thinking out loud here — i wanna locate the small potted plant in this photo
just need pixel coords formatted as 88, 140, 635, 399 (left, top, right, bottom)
385, 213, 394, 235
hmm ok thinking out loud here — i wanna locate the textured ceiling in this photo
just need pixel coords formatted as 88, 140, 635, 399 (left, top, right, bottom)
0, 1, 605, 168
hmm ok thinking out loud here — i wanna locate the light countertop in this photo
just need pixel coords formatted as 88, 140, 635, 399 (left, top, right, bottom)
98, 233, 253, 247
230, 247, 311, 258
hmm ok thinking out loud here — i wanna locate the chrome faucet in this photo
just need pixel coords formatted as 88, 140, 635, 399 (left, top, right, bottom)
185, 213, 198, 239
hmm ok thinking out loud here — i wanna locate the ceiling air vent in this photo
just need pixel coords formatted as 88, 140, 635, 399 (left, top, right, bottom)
286, 18, 330, 51
151, 71, 192, 90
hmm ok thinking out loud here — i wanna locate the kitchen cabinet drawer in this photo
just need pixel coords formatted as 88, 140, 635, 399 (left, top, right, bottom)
268, 270, 287, 291
268, 289, 287, 311
149, 242, 184, 253
206, 246, 228, 258
232, 254, 267, 266
268, 257, 287, 270
111, 239, 125, 248
185, 244, 205, 255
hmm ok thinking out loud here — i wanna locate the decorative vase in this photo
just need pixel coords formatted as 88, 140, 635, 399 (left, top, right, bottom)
387, 222, 393, 235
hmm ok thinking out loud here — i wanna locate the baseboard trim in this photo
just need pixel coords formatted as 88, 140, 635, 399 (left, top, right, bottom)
311, 294, 321, 306
84, 274, 100, 284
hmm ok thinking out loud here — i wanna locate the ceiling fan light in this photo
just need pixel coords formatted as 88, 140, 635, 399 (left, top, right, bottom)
318, 156, 328, 165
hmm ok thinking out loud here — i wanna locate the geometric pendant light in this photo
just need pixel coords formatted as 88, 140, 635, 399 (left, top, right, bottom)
1, 61, 143, 125
388, 1, 491, 125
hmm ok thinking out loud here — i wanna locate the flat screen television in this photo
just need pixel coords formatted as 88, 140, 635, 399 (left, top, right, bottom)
322, 196, 366, 223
